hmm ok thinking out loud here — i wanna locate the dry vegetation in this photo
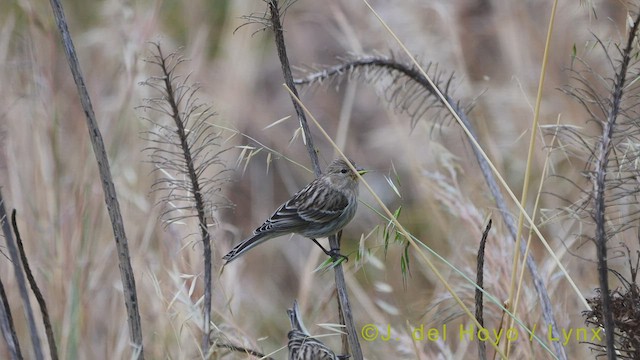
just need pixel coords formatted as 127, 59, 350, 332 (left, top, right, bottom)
1, 0, 639, 359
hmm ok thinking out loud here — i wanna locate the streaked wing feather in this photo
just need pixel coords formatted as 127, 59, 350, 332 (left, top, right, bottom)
253, 179, 348, 234
295, 184, 348, 224
254, 183, 316, 234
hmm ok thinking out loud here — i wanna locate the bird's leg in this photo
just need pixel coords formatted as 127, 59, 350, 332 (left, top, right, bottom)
310, 238, 332, 255
310, 237, 348, 263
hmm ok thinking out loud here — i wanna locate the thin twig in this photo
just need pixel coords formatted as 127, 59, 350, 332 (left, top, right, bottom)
267, 1, 362, 358
0, 277, 22, 360
267, 0, 320, 177
11, 210, 59, 360
46, 0, 144, 357
0, 192, 42, 359
0, 194, 22, 360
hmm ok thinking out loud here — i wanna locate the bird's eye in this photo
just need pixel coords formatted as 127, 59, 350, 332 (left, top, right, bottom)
341, 169, 348, 174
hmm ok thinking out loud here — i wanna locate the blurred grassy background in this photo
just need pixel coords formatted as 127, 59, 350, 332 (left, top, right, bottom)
0, 0, 633, 358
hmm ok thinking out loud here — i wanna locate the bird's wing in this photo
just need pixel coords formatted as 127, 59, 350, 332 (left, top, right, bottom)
253, 183, 316, 234
253, 180, 348, 234
294, 183, 349, 224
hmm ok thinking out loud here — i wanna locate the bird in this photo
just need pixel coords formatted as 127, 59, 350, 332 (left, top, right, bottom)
287, 300, 340, 360
223, 158, 365, 264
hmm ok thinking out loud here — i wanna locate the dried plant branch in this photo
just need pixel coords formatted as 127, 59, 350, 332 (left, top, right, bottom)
140, 43, 230, 356
475, 219, 491, 360
11, 210, 58, 360
294, 55, 463, 129
0, 193, 22, 360
265, 1, 362, 358
236, 0, 297, 36
555, 8, 640, 359
0, 279, 21, 360
590, 13, 640, 359
47, 0, 144, 357
0, 191, 42, 359
267, 0, 320, 176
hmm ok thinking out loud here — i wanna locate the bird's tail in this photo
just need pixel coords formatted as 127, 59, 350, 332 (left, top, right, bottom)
222, 232, 271, 264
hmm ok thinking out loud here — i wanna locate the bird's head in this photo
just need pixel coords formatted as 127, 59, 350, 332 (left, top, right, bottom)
324, 158, 367, 190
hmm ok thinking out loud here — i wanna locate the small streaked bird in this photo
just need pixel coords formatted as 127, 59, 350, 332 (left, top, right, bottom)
223, 158, 365, 264
287, 301, 340, 360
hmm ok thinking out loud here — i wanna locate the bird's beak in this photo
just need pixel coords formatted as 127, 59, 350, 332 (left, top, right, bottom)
357, 169, 368, 176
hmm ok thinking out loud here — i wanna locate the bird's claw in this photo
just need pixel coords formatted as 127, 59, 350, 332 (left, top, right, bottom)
328, 248, 349, 263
